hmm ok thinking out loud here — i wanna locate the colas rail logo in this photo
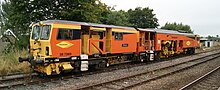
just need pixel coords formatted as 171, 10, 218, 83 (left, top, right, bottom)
186, 41, 191, 46
56, 41, 74, 48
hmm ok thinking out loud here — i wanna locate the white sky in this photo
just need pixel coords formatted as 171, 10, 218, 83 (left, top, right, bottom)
101, 0, 220, 37
1, 0, 219, 36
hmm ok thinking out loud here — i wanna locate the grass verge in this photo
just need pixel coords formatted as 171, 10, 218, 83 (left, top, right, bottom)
0, 49, 32, 75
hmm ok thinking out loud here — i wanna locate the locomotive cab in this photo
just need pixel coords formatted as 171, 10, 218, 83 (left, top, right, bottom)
30, 23, 52, 61
19, 22, 53, 63
19, 21, 82, 75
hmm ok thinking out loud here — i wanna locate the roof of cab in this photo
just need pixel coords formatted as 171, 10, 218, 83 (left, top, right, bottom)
41, 20, 136, 30
154, 29, 180, 34
136, 28, 155, 32
136, 28, 196, 37
39, 20, 197, 36
154, 29, 196, 37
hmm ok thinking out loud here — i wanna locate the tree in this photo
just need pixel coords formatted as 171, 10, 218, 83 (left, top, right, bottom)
0, 0, 111, 50
161, 22, 193, 33
105, 10, 131, 26
127, 7, 159, 28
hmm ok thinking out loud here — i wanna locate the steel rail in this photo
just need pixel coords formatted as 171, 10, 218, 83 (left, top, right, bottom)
77, 53, 220, 90
0, 49, 220, 89
0, 48, 217, 81
0, 73, 37, 81
179, 65, 220, 90
119, 54, 220, 90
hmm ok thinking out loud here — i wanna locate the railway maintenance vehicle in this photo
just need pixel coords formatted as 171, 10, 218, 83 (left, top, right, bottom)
19, 20, 200, 75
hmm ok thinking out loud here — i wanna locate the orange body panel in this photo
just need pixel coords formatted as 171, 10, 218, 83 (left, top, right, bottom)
111, 33, 137, 54
50, 28, 81, 57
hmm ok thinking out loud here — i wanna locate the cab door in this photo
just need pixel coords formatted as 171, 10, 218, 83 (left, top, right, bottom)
138, 31, 146, 52
145, 32, 155, 51
88, 27, 106, 55
81, 26, 106, 55
30, 25, 52, 58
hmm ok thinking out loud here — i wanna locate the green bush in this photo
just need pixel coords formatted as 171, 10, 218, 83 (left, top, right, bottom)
15, 35, 30, 50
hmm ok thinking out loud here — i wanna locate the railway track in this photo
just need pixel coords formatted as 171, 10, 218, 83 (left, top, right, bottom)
76, 52, 220, 90
180, 65, 220, 90
0, 73, 37, 81
0, 49, 219, 89
0, 48, 215, 80
0, 60, 151, 89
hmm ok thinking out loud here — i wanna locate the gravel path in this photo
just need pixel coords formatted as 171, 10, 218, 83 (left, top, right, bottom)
7, 49, 220, 90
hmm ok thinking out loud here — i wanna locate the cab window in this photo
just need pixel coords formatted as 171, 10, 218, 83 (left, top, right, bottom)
40, 25, 51, 40
57, 29, 81, 40
31, 25, 40, 40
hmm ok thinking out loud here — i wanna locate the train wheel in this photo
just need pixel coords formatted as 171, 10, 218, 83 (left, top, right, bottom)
140, 58, 144, 62
132, 54, 139, 62
97, 60, 107, 68
192, 48, 195, 54
139, 54, 144, 62
36, 72, 47, 78
73, 60, 81, 72
106, 59, 111, 67
187, 48, 195, 55
106, 62, 110, 67
154, 52, 161, 61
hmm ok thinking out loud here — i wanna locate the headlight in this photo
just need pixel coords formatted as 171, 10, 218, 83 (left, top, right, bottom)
46, 46, 49, 56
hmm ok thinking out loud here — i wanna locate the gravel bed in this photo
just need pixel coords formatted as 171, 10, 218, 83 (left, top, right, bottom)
73, 54, 220, 90
7, 49, 220, 90
131, 55, 220, 90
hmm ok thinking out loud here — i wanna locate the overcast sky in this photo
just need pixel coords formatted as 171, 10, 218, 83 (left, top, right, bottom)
101, 0, 220, 37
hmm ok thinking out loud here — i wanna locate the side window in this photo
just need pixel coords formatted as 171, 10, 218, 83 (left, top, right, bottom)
114, 32, 123, 40
72, 30, 81, 39
57, 29, 81, 40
